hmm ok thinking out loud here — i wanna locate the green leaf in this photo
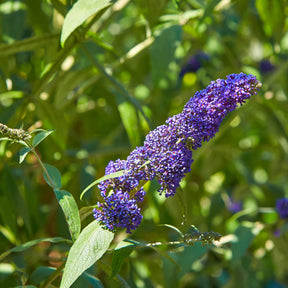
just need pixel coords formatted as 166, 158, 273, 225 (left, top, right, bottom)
43, 163, 62, 189
60, 0, 117, 46
30, 266, 56, 285
255, 0, 286, 40
32, 130, 54, 147
111, 240, 137, 278
150, 25, 182, 84
54, 189, 81, 241
231, 221, 263, 266
19, 147, 31, 164
60, 220, 114, 288
116, 92, 141, 148
83, 272, 104, 288
80, 170, 126, 200
0, 237, 70, 261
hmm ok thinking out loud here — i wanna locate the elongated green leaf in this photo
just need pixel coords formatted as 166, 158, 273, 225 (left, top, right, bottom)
116, 92, 141, 148
111, 240, 137, 278
43, 164, 62, 189
30, 266, 57, 285
60, 0, 117, 46
80, 160, 150, 200
255, 0, 286, 40
80, 170, 126, 200
60, 220, 114, 288
0, 237, 70, 261
19, 147, 32, 164
150, 25, 182, 84
32, 130, 54, 147
83, 272, 104, 288
54, 189, 81, 241
231, 221, 263, 266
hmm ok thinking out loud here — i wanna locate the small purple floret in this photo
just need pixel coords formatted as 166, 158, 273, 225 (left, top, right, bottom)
93, 72, 261, 233
93, 191, 143, 233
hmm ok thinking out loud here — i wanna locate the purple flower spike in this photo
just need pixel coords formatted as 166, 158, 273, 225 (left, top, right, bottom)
167, 73, 260, 146
93, 191, 143, 233
276, 198, 288, 219
143, 125, 193, 197
94, 73, 261, 233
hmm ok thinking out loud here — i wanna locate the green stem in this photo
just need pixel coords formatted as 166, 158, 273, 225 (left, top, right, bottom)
24, 141, 56, 190
23, 141, 66, 287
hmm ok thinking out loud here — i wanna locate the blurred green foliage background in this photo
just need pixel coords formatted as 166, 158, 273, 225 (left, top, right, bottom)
1, 0, 288, 287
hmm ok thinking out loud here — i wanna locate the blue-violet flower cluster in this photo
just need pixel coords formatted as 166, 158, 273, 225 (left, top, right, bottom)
93, 73, 261, 233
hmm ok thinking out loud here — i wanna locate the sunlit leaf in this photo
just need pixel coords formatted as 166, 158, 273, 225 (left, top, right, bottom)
54, 189, 81, 241
32, 130, 54, 147
19, 147, 31, 164
60, 0, 117, 46
60, 220, 114, 288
